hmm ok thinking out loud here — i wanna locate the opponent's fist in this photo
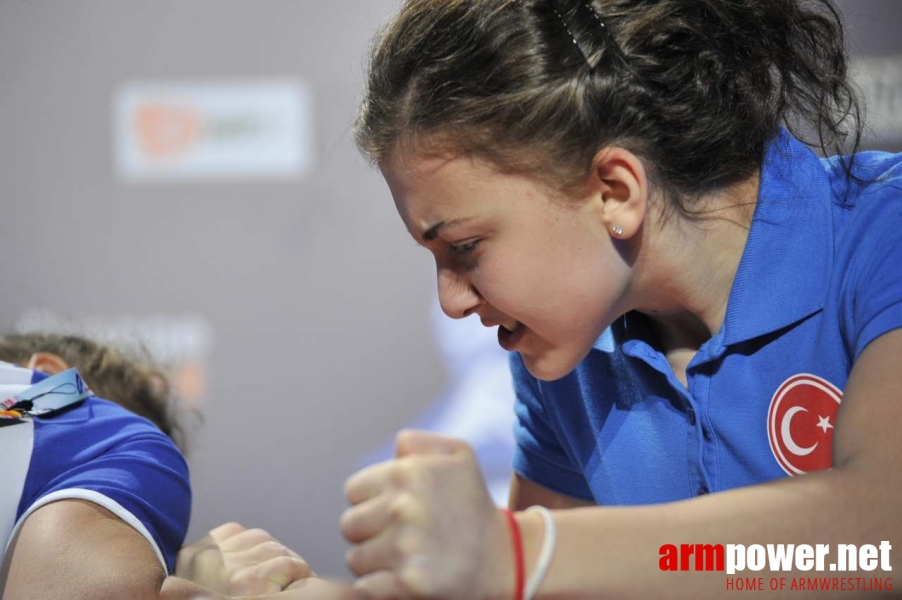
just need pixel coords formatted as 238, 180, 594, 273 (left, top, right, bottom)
176, 522, 314, 596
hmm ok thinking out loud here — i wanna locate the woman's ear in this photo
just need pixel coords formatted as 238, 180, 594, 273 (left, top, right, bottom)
591, 147, 649, 239
26, 352, 70, 375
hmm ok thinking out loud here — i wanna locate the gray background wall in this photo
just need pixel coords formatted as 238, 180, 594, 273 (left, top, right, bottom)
1, 0, 900, 579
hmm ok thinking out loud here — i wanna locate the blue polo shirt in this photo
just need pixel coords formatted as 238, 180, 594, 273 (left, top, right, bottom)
512, 130, 902, 504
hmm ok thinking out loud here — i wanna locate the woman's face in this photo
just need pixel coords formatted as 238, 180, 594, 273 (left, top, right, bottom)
382, 152, 633, 381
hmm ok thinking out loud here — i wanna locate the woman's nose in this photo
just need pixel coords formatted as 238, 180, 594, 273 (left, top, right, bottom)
437, 268, 482, 319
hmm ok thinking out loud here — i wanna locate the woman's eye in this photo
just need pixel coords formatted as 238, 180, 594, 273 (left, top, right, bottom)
448, 239, 480, 257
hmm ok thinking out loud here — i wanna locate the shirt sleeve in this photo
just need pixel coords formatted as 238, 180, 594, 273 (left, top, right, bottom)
842, 182, 902, 361
510, 353, 594, 502
16, 398, 191, 574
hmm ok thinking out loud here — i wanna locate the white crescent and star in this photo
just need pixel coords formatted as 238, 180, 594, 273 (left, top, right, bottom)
769, 374, 843, 476
780, 408, 834, 456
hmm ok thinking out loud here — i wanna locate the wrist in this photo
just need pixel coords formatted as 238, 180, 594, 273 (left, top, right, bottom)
481, 509, 546, 600
481, 509, 517, 600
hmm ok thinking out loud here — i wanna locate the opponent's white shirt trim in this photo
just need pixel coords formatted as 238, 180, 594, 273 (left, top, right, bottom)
0, 363, 36, 563
5, 488, 168, 572
0, 420, 34, 560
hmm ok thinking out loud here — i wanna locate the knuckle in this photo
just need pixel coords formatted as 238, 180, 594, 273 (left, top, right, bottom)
292, 556, 313, 575
388, 463, 411, 488
215, 521, 245, 537
339, 509, 355, 537
246, 528, 273, 543
229, 568, 265, 593
346, 548, 365, 576
399, 562, 433, 596
396, 525, 423, 557
389, 492, 421, 523
262, 540, 288, 556
194, 546, 222, 570
395, 429, 416, 453
339, 515, 356, 541
270, 555, 293, 570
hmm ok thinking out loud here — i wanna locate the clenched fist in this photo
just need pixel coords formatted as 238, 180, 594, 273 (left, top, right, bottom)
176, 522, 314, 596
341, 431, 513, 600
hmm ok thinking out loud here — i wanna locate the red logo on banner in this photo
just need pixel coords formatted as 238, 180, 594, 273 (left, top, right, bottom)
768, 374, 842, 475
135, 103, 201, 159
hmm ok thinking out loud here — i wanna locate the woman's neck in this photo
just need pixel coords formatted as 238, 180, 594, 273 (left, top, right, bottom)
630, 173, 760, 352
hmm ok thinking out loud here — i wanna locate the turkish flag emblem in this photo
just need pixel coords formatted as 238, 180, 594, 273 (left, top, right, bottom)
768, 374, 842, 476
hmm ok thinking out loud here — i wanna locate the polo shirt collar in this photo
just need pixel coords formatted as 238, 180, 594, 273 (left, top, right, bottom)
595, 129, 834, 353
720, 129, 834, 346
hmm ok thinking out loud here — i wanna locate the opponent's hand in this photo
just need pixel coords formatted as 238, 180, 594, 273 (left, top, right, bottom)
341, 430, 511, 600
175, 522, 314, 596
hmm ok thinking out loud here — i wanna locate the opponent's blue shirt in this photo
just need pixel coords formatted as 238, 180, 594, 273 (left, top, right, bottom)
1, 362, 191, 572
512, 130, 902, 504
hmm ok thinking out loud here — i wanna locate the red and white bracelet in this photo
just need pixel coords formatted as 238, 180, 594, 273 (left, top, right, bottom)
501, 506, 558, 600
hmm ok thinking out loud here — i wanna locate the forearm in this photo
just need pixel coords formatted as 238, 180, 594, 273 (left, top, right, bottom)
517, 467, 900, 599
2, 574, 321, 600
0, 501, 302, 600
2, 554, 218, 600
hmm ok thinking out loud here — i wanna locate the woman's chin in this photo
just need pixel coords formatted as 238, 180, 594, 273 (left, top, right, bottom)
520, 349, 582, 382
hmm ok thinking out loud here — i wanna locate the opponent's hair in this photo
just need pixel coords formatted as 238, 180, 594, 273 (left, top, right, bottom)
0, 333, 190, 453
355, 0, 862, 216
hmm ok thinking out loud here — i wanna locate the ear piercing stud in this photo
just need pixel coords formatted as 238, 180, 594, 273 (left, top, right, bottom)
612, 225, 624, 236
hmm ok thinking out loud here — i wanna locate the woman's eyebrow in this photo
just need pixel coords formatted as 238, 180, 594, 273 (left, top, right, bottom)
421, 217, 476, 243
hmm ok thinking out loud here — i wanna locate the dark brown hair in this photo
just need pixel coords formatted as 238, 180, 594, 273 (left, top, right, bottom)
0, 333, 190, 453
355, 0, 862, 215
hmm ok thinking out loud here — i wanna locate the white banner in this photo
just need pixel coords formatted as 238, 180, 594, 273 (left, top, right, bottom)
114, 81, 313, 182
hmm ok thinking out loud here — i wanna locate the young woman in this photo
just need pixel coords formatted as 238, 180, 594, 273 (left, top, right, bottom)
0, 333, 362, 599
340, 0, 902, 597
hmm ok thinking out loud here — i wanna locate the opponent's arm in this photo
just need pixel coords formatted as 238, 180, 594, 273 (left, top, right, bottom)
0, 500, 362, 600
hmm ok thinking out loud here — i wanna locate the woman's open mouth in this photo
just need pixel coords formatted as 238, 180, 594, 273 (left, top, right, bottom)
497, 321, 526, 351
